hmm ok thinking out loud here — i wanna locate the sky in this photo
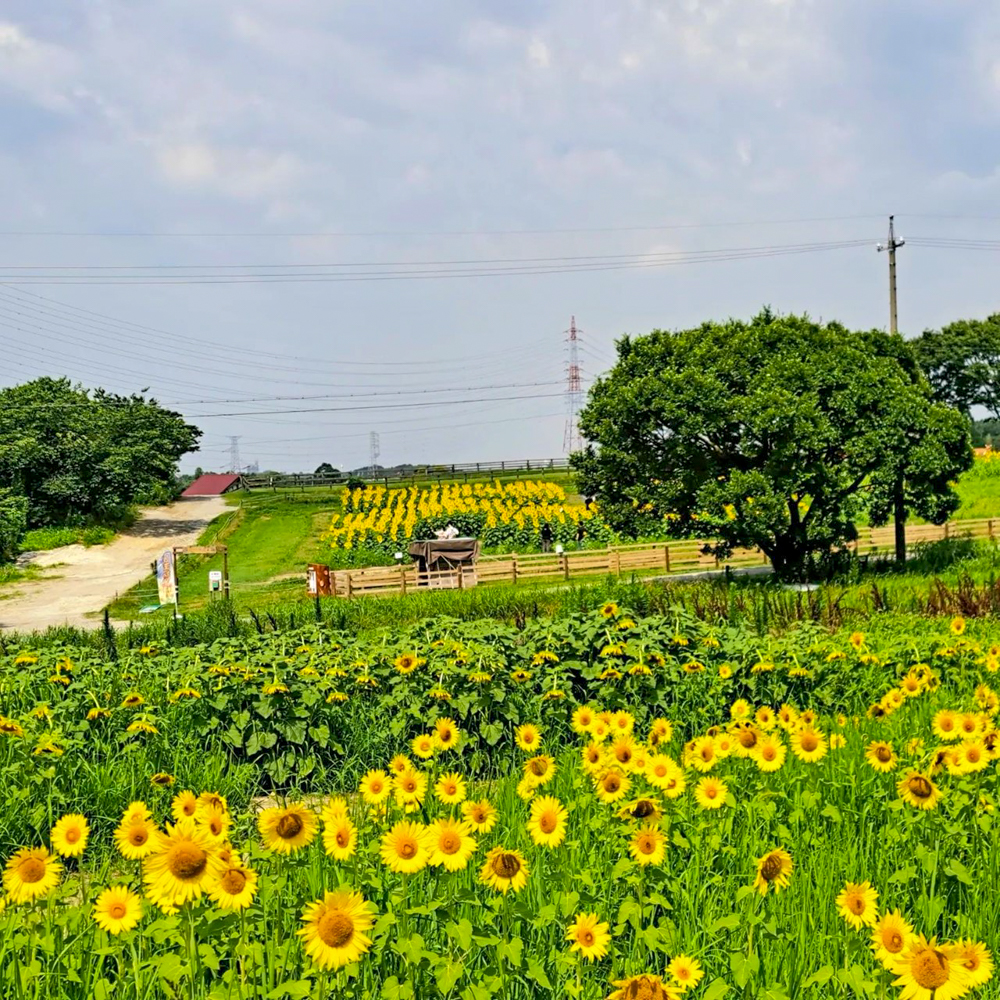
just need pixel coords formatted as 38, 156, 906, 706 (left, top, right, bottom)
1, 0, 1000, 473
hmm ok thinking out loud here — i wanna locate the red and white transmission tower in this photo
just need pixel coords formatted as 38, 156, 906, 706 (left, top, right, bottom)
563, 316, 583, 454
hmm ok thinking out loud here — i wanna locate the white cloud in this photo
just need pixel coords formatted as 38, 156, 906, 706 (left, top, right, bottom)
527, 37, 551, 69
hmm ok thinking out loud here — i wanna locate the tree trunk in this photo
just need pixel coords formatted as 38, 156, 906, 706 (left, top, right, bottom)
893, 476, 907, 565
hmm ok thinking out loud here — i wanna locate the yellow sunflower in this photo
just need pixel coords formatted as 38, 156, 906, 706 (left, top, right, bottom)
258, 804, 318, 854
583, 742, 609, 775
433, 717, 461, 751
3, 847, 62, 904
865, 741, 896, 772
889, 935, 971, 1000
359, 769, 391, 805
92, 885, 143, 934
566, 912, 611, 962
427, 818, 478, 871
527, 795, 568, 848
952, 940, 994, 989
897, 771, 942, 810
435, 771, 467, 805
617, 798, 663, 823
393, 768, 428, 811
322, 815, 357, 861
389, 754, 412, 775
694, 776, 728, 810
411, 732, 437, 759
207, 861, 258, 911
114, 817, 159, 860
871, 910, 915, 967
752, 734, 787, 772
594, 768, 631, 804
197, 803, 232, 842
298, 890, 376, 970
669, 954, 704, 993
607, 975, 680, 1000
50, 814, 90, 858
143, 819, 224, 910
932, 710, 960, 741
523, 754, 557, 786
479, 846, 530, 894
752, 848, 793, 895
171, 791, 199, 822
790, 728, 828, 763
836, 881, 879, 929
516, 723, 543, 752
572, 706, 596, 734
461, 798, 498, 834
629, 825, 666, 866
380, 821, 431, 874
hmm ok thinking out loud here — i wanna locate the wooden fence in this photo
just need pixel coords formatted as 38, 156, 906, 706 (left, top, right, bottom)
325, 517, 999, 599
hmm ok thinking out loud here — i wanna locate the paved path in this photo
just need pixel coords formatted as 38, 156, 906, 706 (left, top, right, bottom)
0, 497, 228, 634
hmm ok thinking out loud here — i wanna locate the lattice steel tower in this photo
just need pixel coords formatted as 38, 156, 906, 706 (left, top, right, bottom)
563, 316, 583, 454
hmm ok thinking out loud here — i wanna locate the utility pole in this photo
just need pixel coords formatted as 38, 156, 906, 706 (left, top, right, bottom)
878, 216, 907, 562
563, 316, 583, 454
228, 435, 242, 475
369, 431, 380, 479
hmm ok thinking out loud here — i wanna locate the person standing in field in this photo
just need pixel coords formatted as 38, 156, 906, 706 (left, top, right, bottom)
540, 522, 553, 553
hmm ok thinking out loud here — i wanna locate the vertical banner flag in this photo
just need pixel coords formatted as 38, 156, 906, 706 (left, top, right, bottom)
156, 550, 176, 606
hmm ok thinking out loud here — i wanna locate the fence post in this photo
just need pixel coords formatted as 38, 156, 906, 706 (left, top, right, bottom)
990, 519, 995, 540
511, 555, 518, 585
399, 563, 407, 596
944, 522, 950, 540
345, 572, 353, 599
563, 552, 570, 581
664, 544, 670, 573
613, 549, 621, 576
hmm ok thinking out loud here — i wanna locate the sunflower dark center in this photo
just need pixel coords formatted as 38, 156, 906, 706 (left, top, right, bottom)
17, 857, 46, 883
539, 813, 557, 834
398, 840, 417, 859
65, 828, 80, 843
909, 776, 934, 799
633, 801, 656, 818
604, 774, 621, 793
169, 845, 207, 881
492, 852, 521, 878
277, 814, 304, 839
220, 869, 248, 894
128, 827, 149, 846
876, 747, 892, 762
317, 911, 354, 949
580, 929, 594, 945
760, 854, 783, 881
886, 931, 904, 952
439, 832, 461, 854
849, 896, 865, 914
800, 733, 819, 752
911, 950, 949, 989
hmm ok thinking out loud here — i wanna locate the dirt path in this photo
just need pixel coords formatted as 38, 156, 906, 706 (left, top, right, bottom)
0, 497, 229, 634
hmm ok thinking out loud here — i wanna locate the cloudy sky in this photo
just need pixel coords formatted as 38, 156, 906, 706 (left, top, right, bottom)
1, 0, 999, 472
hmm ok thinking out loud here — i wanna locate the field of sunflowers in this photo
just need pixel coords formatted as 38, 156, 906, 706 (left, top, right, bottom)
0, 602, 997, 999
322, 480, 611, 559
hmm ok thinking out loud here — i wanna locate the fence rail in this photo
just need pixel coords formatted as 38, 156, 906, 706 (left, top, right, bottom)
321, 516, 999, 599
241, 458, 570, 491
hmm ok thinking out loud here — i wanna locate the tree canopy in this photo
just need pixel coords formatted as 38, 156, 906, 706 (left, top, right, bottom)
572, 311, 972, 579
911, 316, 1000, 419
0, 378, 202, 534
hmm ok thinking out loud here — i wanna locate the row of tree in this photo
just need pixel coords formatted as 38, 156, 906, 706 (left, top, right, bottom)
573, 310, 989, 580
0, 378, 201, 560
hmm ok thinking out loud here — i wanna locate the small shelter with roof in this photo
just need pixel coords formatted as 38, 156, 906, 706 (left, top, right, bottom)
181, 473, 242, 497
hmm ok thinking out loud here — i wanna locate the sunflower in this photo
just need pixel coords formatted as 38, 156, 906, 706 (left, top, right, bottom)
753, 848, 793, 895
752, 734, 787, 772
594, 768, 631, 804
607, 975, 680, 1000
865, 740, 897, 772
427, 818, 478, 871
957, 739, 990, 774
208, 862, 258, 910
836, 881, 879, 929
687, 736, 718, 772
198, 791, 228, 814
583, 742, 609, 775
510, 669, 532, 683
359, 769, 391, 806
322, 815, 357, 861
258, 804, 317, 855
480, 846, 530, 894
732, 723, 762, 757
527, 796, 568, 848
197, 802, 232, 842
610, 734, 638, 770
516, 723, 543, 752
776, 704, 799, 730
830, 733, 847, 749
516, 775, 537, 801
566, 912, 611, 962
522, 755, 556, 788
143, 819, 224, 910
434, 717, 461, 751
389, 754, 412, 775
890, 935, 971, 1000
648, 717, 674, 746
958, 712, 981, 737
897, 771, 942, 810
321, 796, 349, 825
435, 771, 467, 805
952, 940, 994, 989
694, 776, 728, 810
92, 885, 143, 934
393, 768, 428, 810
171, 791, 199, 822
646, 753, 676, 788
849, 631, 865, 651
629, 824, 666, 866
790, 728, 827, 763
572, 706, 596, 734
600, 601, 619, 618
411, 733, 437, 759
461, 798, 498, 834
872, 910, 915, 966
50, 814, 90, 858
669, 954, 704, 993
618, 798, 663, 823
951, 616, 966, 635
299, 890, 375, 970
730, 699, 753, 722
114, 817, 159, 860
380, 821, 431, 874
932, 710, 960, 741
151, 772, 175, 787
3, 847, 62, 904
121, 693, 145, 708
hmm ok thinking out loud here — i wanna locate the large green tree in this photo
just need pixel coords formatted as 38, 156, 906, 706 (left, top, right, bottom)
911, 316, 1000, 419
0, 378, 202, 530
572, 311, 972, 580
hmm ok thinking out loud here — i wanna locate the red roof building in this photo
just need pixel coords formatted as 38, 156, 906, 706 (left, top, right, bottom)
181, 473, 242, 497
